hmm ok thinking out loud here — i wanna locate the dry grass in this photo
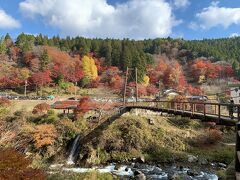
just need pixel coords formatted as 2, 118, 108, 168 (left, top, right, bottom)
9, 100, 59, 113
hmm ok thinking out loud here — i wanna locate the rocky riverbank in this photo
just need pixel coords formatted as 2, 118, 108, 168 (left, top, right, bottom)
47, 109, 235, 179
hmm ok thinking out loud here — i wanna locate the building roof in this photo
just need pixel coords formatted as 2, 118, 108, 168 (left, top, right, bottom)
52, 100, 79, 109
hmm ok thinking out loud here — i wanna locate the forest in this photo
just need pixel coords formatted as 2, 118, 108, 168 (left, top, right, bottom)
0, 33, 239, 97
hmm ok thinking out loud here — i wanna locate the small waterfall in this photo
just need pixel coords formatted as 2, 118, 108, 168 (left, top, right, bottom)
67, 135, 81, 165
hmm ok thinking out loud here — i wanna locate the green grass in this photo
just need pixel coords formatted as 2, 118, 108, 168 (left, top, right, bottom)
47, 171, 117, 180
187, 145, 235, 164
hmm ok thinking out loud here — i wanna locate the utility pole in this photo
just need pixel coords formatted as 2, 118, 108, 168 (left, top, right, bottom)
135, 67, 138, 102
123, 67, 129, 105
24, 80, 28, 96
123, 67, 138, 104
158, 80, 161, 99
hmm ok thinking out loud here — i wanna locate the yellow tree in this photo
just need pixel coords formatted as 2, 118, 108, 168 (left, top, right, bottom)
82, 55, 98, 80
142, 75, 150, 86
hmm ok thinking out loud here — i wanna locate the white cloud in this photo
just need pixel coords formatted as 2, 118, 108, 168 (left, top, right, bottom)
230, 33, 240, 38
19, 0, 180, 39
173, 0, 190, 9
188, 22, 199, 30
196, 1, 240, 29
0, 9, 20, 29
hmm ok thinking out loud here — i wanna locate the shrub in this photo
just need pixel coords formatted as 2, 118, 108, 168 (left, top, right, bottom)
74, 96, 93, 118
89, 77, 100, 88
47, 109, 55, 115
33, 103, 51, 114
0, 148, 45, 180
0, 98, 11, 116
80, 77, 90, 88
169, 116, 191, 128
41, 115, 57, 124
206, 129, 223, 144
0, 98, 11, 107
32, 124, 57, 149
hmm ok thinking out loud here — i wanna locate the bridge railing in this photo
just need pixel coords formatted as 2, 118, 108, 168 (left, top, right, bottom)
125, 100, 240, 123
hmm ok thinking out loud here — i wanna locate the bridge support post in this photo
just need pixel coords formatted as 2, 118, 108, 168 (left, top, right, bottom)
218, 104, 221, 124
235, 123, 240, 178
238, 106, 240, 122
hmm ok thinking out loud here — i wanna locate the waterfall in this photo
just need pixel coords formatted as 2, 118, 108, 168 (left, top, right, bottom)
67, 135, 81, 165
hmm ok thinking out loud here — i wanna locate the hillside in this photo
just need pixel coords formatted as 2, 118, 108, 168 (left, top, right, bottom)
0, 33, 239, 98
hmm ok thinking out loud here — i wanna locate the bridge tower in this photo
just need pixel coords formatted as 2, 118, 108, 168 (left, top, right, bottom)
123, 67, 138, 105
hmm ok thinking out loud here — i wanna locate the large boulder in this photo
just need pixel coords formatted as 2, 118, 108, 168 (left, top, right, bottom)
134, 170, 146, 180
187, 155, 198, 163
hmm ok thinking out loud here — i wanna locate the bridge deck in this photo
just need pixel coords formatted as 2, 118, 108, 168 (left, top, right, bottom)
126, 105, 237, 126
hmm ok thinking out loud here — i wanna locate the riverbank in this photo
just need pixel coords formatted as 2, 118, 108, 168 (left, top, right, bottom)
0, 107, 235, 179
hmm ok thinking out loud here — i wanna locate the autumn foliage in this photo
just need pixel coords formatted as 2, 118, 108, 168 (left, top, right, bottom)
29, 70, 52, 88
0, 98, 11, 107
190, 59, 234, 83
33, 124, 57, 149
74, 96, 93, 118
163, 61, 187, 91
82, 55, 98, 80
32, 103, 51, 114
0, 149, 45, 180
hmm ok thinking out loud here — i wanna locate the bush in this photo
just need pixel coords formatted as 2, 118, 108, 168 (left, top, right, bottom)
169, 116, 191, 128
0, 98, 11, 107
0, 98, 11, 116
32, 124, 57, 149
0, 149, 45, 180
80, 77, 90, 88
33, 103, 51, 114
206, 129, 223, 144
188, 146, 234, 164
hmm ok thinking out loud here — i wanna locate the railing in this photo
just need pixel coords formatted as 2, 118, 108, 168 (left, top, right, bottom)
124, 100, 240, 175
124, 100, 240, 124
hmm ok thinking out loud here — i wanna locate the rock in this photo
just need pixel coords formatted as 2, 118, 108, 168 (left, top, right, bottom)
149, 166, 162, 174
187, 155, 198, 163
148, 118, 155, 125
136, 155, 145, 163
168, 173, 189, 180
198, 157, 208, 165
218, 163, 227, 168
187, 170, 199, 177
134, 170, 146, 180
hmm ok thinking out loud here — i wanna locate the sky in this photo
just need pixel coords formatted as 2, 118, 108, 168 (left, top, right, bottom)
0, 0, 240, 40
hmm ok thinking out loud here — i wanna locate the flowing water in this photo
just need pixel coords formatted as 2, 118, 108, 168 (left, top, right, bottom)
49, 163, 218, 180
55, 134, 218, 179
66, 135, 81, 165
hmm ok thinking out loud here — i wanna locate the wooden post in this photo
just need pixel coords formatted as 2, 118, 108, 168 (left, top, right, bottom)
123, 67, 129, 105
135, 67, 138, 103
235, 123, 240, 178
218, 104, 221, 124
238, 106, 240, 122
24, 80, 27, 96
192, 102, 194, 117
204, 103, 206, 117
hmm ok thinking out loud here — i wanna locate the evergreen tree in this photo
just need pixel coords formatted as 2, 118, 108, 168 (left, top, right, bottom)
100, 40, 112, 66
121, 42, 132, 71
0, 36, 7, 54
40, 50, 50, 71
111, 41, 122, 67
16, 33, 35, 52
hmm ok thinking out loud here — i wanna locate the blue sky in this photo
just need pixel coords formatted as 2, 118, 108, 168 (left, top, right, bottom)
0, 0, 240, 40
